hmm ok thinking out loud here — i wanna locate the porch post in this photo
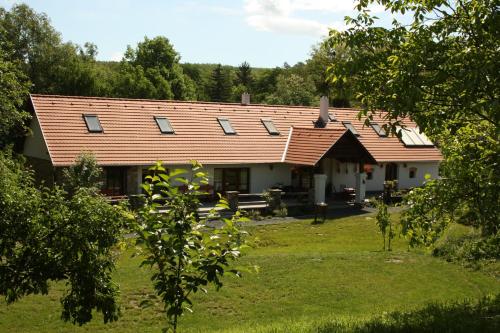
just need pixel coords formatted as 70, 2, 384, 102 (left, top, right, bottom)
313, 174, 327, 204
355, 164, 366, 204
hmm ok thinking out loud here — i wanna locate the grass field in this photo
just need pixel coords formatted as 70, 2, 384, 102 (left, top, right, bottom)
1, 212, 498, 332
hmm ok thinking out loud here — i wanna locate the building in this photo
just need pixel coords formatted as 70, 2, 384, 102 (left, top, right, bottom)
23, 94, 442, 202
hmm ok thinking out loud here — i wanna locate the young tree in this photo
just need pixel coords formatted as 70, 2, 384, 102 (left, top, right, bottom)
376, 200, 394, 251
0, 150, 122, 325
328, 0, 499, 246
132, 161, 248, 332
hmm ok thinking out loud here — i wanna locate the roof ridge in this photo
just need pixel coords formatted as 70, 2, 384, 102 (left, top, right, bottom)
29, 94, 363, 111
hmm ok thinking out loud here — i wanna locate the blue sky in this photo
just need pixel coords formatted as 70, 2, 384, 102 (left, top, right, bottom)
1, 0, 390, 67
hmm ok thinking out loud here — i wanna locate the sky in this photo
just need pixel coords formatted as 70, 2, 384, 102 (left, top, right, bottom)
0, 0, 390, 67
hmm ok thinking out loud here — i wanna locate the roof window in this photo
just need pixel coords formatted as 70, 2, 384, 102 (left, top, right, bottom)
397, 127, 434, 146
154, 116, 174, 134
218, 118, 236, 135
342, 121, 359, 136
328, 112, 337, 122
370, 122, 387, 137
261, 118, 280, 135
83, 114, 103, 133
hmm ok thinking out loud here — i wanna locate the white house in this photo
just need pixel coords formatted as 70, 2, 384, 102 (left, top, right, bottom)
23, 94, 442, 202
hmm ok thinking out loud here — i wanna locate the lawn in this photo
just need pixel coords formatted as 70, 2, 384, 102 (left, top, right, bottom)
1, 212, 498, 332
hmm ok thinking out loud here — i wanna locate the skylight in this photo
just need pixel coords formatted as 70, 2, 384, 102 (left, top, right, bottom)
218, 118, 236, 135
83, 114, 103, 133
154, 116, 174, 134
397, 127, 434, 146
261, 118, 279, 135
328, 112, 337, 122
370, 122, 387, 137
342, 121, 359, 136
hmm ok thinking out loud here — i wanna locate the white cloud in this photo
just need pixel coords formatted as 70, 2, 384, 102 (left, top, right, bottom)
243, 0, 364, 37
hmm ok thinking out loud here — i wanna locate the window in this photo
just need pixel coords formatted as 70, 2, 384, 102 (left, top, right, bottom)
328, 112, 337, 122
342, 121, 359, 136
370, 122, 387, 137
409, 167, 417, 179
154, 116, 174, 134
213, 168, 249, 193
396, 127, 434, 146
217, 118, 236, 135
261, 118, 279, 135
83, 114, 103, 133
102, 167, 127, 196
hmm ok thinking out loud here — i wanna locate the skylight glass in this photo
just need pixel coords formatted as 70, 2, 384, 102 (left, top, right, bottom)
397, 127, 434, 146
154, 116, 174, 134
83, 114, 103, 133
342, 121, 359, 136
370, 122, 387, 137
261, 118, 279, 135
218, 118, 236, 135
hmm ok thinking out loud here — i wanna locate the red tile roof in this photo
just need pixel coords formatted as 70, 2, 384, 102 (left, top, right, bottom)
29, 94, 442, 167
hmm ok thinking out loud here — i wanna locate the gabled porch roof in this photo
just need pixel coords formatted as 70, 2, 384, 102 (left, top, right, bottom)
282, 127, 376, 166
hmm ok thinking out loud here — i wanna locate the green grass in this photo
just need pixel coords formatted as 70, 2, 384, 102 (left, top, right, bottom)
1, 213, 499, 332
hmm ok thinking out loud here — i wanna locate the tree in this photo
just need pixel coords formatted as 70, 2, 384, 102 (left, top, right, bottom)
132, 161, 248, 332
376, 200, 394, 251
307, 41, 353, 107
235, 61, 253, 89
0, 150, 122, 325
62, 151, 103, 195
328, 0, 499, 246
116, 36, 196, 100
0, 4, 102, 96
265, 73, 316, 106
0, 48, 30, 148
208, 64, 232, 102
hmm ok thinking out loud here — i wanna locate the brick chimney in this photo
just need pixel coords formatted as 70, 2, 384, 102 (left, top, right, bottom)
241, 92, 250, 105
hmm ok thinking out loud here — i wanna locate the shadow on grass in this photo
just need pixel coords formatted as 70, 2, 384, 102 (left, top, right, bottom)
317, 294, 500, 333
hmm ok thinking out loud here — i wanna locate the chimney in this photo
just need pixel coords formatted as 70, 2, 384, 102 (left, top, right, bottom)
319, 96, 329, 124
241, 92, 250, 105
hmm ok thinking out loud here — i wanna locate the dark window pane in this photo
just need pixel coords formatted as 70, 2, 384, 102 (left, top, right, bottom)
83, 114, 102, 132
155, 116, 174, 134
218, 118, 236, 134
261, 118, 279, 135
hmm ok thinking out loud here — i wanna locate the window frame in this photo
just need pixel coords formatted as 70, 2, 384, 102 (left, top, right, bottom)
342, 121, 359, 136
83, 114, 103, 133
370, 122, 387, 137
261, 118, 280, 135
154, 116, 175, 134
217, 117, 237, 135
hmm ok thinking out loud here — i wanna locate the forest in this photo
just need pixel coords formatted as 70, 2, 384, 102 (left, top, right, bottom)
0, 4, 351, 109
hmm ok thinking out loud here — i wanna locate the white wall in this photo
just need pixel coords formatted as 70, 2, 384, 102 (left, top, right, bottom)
23, 115, 51, 160
328, 159, 440, 193
134, 163, 292, 194
397, 162, 439, 189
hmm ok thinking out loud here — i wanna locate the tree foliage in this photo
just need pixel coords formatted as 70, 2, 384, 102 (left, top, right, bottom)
132, 161, 248, 332
62, 151, 103, 195
328, 0, 499, 247
208, 64, 233, 102
0, 48, 30, 147
0, 150, 122, 325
